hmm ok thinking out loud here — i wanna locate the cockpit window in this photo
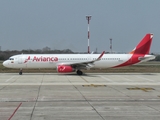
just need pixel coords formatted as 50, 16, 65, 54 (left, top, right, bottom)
9, 58, 14, 60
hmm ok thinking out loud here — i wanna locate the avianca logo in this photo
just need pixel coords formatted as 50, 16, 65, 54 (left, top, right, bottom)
24, 56, 58, 63
24, 56, 30, 63
59, 66, 66, 71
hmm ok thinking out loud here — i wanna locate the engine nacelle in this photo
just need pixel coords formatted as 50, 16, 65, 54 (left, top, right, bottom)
57, 65, 75, 73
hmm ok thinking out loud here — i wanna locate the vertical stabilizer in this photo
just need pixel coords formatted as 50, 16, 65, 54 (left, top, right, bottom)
129, 33, 153, 55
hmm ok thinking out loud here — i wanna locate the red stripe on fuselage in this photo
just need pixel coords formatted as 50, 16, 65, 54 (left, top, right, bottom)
112, 54, 144, 68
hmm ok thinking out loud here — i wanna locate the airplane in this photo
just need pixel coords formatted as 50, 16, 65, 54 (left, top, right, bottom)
3, 33, 155, 75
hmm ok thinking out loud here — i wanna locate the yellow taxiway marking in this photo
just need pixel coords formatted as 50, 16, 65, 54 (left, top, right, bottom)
127, 87, 155, 92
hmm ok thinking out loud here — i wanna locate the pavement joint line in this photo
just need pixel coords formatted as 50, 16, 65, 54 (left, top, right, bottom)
108, 85, 134, 100
146, 105, 160, 113
74, 87, 105, 119
5, 76, 16, 82
0, 76, 20, 91
66, 76, 105, 120
136, 76, 154, 82
30, 74, 45, 120
117, 75, 133, 81
99, 75, 115, 82
80, 76, 89, 83
82, 84, 106, 87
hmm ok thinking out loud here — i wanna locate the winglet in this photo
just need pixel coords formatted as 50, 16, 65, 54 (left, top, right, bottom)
96, 51, 105, 61
129, 33, 153, 55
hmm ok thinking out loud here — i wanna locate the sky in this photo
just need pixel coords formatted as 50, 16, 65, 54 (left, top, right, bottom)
0, 0, 160, 53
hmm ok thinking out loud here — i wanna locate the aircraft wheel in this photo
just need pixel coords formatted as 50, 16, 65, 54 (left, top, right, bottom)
19, 69, 23, 75
19, 72, 22, 75
77, 70, 83, 75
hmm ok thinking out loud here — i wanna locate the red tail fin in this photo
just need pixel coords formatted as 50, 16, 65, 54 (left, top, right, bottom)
129, 33, 153, 55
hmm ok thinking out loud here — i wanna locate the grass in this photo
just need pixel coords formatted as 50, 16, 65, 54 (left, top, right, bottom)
0, 61, 160, 73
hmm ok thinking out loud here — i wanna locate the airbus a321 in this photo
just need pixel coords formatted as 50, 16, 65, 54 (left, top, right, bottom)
3, 33, 155, 75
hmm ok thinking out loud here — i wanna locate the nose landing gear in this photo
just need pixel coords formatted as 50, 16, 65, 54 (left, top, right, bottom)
19, 69, 22, 75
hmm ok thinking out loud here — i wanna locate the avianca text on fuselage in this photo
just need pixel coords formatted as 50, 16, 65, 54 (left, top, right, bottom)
25, 56, 58, 63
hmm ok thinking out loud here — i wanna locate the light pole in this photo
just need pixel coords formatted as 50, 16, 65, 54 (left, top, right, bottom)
86, 15, 92, 54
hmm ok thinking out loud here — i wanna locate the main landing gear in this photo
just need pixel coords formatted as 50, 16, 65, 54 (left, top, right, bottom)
76, 70, 83, 75
19, 69, 23, 75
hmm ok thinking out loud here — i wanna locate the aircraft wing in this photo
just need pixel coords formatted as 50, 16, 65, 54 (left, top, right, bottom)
57, 51, 105, 69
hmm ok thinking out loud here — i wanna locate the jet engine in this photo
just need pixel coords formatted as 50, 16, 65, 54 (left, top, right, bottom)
57, 65, 75, 73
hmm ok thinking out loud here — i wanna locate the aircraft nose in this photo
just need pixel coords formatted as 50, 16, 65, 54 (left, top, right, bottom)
3, 61, 8, 67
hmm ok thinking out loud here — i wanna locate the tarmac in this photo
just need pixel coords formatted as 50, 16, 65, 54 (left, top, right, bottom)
0, 73, 160, 120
